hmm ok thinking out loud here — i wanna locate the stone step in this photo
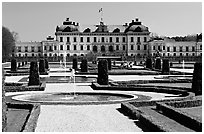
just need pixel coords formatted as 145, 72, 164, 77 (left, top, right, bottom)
138, 107, 195, 132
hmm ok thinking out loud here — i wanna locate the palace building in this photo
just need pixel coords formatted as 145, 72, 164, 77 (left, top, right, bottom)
14, 17, 202, 61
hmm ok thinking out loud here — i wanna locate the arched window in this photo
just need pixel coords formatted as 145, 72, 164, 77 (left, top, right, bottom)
101, 45, 105, 52
73, 54, 77, 56
93, 45, 97, 52
67, 54, 70, 57
81, 54, 84, 56
44, 54, 47, 57
109, 45, 113, 52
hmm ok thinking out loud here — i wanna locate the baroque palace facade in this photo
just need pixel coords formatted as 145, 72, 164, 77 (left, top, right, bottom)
14, 18, 202, 59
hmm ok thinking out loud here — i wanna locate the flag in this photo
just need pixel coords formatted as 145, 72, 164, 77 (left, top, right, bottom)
99, 8, 102, 13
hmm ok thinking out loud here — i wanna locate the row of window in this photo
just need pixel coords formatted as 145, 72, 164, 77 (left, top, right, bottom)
59, 36, 147, 43
130, 45, 147, 50
17, 46, 41, 52
152, 46, 200, 52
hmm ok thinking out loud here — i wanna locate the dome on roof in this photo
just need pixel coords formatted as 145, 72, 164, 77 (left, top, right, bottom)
112, 28, 120, 33
125, 25, 149, 33
83, 28, 91, 33
56, 25, 79, 32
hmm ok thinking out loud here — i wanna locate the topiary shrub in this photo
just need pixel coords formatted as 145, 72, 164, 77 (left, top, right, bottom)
155, 58, 161, 70
44, 58, 49, 70
2, 69, 7, 132
146, 58, 152, 69
72, 58, 78, 69
11, 59, 17, 72
107, 59, 112, 70
162, 59, 170, 74
192, 62, 202, 96
28, 61, 40, 86
39, 59, 45, 74
80, 59, 88, 72
97, 59, 109, 85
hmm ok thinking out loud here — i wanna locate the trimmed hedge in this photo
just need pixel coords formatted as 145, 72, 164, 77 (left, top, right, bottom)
97, 59, 109, 85
72, 58, 78, 69
155, 58, 161, 70
156, 102, 202, 131
28, 61, 40, 86
2, 69, 7, 132
191, 62, 202, 96
39, 59, 45, 74
80, 59, 88, 72
146, 58, 152, 69
11, 59, 17, 72
162, 59, 170, 74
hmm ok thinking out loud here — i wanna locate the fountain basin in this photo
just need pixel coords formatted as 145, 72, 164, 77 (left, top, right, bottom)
11, 92, 139, 105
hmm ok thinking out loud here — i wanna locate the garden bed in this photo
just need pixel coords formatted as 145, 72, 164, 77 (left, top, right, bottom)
6, 103, 40, 132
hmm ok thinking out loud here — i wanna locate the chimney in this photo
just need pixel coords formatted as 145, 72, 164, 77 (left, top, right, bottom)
66, 18, 69, 21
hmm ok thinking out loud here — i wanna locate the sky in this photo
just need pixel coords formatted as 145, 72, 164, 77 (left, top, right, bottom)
2, 2, 202, 42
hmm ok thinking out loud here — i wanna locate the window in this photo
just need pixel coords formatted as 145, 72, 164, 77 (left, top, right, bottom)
60, 54, 63, 57
153, 46, 155, 50
38, 47, 41, 52
200, 45, 202, 50
131, 37, 134, 42
101, 45, 105, 52
93, 45, 97, 52
109, 37, 112, 42
87, 45, 90, 50
18, 47, 21, 52
180, 53, 182, 56
60, 37, 63, 42
186, 53, 188, 56
109, 46, 113, 52
67, 37, 70, 42
44, 46, 47, 50
49, 53, 52, 57
74, 45, 77, 50
54, 53, 57, 57
25, 47, 28, 52
81, 45, 83, 50
123, 45, 125, 50
144, 37, 147, 42
192, 46, 195, 51
54, 46, 57, 50
131, 45, 134, 50
94, 37, 97, 42
192, 53, 195, 56
186, 46, 189, 52
163, 53, 165, 56
180, 46, 183, 52
31, 46, 35, 52
137, 45, 140, 50
19, 53, 21, 57
44, 54, 47, 57
144, 45, 147, 50
67, 45, 70, 50
163, 46, 165, 50
25, 53, 27, 57
137, 37, 140, 43
102, 37, 105, 42
116, 37, 119, 43
116, 45, 119, 50
80, 37, 83, 42
158, 46, 161, 51
173, 53, 176, 56
167, 47, 170, 52
173, 46, 176, 52
123, 37, 126, 42
168, 53, 170, 56
87, 37, 90, 42
32, 53, 34, 57
60, 45, 63, 50
74, 37, 77, 42
67, 54, 70, 57
49, 46, 52, 51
